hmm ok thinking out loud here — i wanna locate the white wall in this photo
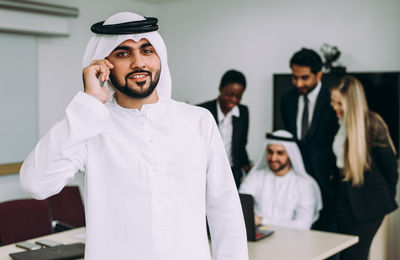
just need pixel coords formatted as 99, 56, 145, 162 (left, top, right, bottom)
0, 0, 156, 202
37, 0, 156, 136
1, 0, 400, 257
156, 0, 400, 162
4, 0, 398, 198
155, 1, 400, 258
2, 0, 399, 205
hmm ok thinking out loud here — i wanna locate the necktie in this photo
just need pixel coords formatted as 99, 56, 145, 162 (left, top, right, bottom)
301, 94, 309, 139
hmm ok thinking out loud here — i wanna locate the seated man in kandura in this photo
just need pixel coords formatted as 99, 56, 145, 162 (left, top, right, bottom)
239, 130, 322, 229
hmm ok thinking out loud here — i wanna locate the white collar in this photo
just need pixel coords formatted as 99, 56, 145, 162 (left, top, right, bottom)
305, 81, 321, 102
109, 95, 168, 115
216, 100, 239, 123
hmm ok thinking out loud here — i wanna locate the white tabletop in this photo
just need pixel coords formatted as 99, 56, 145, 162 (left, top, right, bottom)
248, 225, 358, 260
1, 226, 357, 260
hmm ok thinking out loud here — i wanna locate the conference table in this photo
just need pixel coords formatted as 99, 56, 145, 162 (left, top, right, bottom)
0, 226, 358, 260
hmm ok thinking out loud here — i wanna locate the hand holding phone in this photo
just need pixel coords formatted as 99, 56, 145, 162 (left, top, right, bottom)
83, 59, 113, 103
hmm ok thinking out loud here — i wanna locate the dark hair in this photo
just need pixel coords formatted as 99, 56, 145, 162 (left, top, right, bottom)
290, 48, 323, 74
219, 70, 246, 90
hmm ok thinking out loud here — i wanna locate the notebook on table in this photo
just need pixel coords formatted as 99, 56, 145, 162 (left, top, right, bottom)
239, 193, 274, 241
9, 243, 85, 260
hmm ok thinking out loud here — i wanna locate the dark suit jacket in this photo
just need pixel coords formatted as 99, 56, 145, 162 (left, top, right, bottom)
345, 113, 398, 223
280, 85, 339, 213
198, 99, 250, 168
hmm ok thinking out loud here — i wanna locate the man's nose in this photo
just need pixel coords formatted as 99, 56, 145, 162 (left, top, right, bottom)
130, 54, 146, 69
295, 79, 304, 87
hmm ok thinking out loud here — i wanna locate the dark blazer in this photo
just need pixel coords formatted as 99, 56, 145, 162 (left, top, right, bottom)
280, 84, 339, 231
198, 99, 250, 168
345, 114, 398, 223
281, 85, 338, 193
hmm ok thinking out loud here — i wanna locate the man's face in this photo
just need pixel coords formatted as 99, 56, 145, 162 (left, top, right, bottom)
106, 39, 161, 99
218, 83, 245, 114
266, 144, 291, 176
291, 64, 322, 95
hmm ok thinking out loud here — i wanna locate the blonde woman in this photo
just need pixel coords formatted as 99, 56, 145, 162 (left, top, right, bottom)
330, 75, 398, 260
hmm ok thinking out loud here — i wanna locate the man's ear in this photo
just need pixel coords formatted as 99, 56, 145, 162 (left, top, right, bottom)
316, 71, 323, 81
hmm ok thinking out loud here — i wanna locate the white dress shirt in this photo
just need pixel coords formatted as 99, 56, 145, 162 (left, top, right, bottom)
216, 100, 239, 165
20, 92, 248, 260
296, 82, 322, 140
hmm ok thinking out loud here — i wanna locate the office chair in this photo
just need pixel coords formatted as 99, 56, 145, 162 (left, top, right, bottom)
0, 199, 53, 246
46, 186, 85, 232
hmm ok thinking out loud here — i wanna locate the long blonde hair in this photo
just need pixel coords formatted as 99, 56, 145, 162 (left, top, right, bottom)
331, 76, 393, 186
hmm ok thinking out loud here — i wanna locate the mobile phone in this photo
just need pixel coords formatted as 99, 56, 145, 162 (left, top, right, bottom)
35, 239, 63, 247
15, 241, 41, 250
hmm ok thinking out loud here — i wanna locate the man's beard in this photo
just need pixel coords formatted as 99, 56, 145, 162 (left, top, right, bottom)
268, 159, 291, 173
109, 69, 160, 99
298, 81, 318, 95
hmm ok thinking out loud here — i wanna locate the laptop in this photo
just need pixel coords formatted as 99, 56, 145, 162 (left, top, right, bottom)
9, 243, 85, 260
239, 193, 274, 241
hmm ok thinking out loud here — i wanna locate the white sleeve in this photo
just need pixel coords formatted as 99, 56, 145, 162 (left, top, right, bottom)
261, 179, 316, 230
20, 92, 110, 200
205, 115, 248, 260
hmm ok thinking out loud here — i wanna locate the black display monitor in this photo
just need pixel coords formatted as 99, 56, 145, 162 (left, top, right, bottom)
273, 72, 400, 154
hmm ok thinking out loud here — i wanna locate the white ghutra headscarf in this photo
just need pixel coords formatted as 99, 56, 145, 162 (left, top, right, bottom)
251, 130, 323, 222
82, 12, 172, 101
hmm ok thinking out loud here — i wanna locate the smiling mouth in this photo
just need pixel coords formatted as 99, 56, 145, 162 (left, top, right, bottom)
128, 73, 149, 81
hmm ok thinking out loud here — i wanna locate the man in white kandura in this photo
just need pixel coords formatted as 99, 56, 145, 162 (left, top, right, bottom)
20, 12, 248, 260
239, 130, 322, 230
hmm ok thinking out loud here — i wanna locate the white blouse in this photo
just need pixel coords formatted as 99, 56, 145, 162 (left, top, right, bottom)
216, 100, 239, 165
333, 119, 346, 169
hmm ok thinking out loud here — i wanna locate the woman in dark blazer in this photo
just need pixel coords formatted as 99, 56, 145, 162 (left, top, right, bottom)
330, 75, 398, 260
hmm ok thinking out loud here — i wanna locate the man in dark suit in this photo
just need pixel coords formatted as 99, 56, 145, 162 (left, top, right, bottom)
280, 48, 339, 232
198, 70, 252, 188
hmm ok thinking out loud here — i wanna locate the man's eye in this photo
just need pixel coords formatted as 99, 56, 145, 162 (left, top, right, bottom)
116, 52, 128, 57
143, 48, 154, 54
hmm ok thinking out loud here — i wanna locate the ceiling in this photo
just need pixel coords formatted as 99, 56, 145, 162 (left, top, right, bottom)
134, 0, 188, 4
